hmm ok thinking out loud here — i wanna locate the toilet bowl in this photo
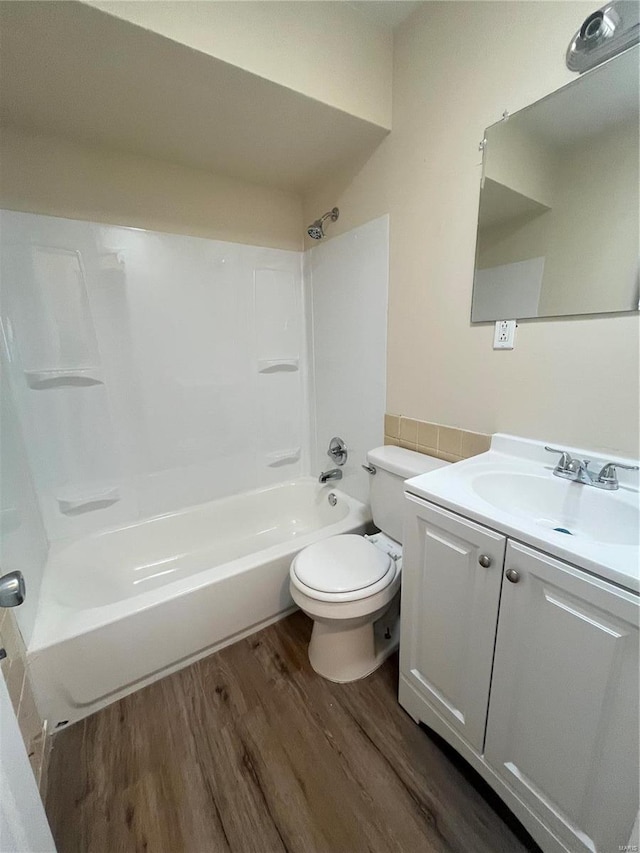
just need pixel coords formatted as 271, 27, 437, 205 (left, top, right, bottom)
290, 446, 450, 683
290, 533, 401, 682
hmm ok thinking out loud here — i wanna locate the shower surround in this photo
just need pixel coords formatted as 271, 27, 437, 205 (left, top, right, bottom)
0, 209, 389, 725
1, 210, 309, 543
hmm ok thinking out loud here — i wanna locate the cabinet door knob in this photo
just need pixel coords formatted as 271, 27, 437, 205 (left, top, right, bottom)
478, 554, 492, 568
506, 568, 520, 584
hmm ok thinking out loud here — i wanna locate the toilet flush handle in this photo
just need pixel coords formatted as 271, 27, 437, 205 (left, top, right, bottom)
361, 464, 376, 475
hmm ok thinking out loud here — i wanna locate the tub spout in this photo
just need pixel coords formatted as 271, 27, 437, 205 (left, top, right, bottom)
319, 468, 342, 484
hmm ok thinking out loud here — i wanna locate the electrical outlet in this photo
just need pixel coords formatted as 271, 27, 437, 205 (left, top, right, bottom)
493, 319, 516, 350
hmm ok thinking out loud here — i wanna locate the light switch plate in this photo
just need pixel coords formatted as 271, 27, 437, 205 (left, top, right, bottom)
493, 319, 516, 350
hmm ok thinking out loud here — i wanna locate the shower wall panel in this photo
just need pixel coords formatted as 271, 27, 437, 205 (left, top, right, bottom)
254, 268, 304, 476
307, 215, 389, 504
0, 211, 307, 541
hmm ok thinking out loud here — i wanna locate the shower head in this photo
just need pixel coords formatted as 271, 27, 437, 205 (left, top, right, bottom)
307, 221, 324, 240
307, 207, 339, 239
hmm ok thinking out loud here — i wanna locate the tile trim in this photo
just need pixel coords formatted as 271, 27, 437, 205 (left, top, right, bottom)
0, 610, 48, 792
384, 414, 491, 463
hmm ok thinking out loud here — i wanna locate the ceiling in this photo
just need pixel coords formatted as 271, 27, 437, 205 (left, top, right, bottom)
349, 1, 423, 30
0, 2, 389, 194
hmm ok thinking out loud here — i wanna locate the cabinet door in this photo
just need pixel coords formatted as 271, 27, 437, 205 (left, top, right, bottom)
485, 541, 639, 853
399, 497, 506, 751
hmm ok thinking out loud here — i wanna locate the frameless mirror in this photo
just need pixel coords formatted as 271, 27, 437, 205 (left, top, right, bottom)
471, 46, 639, 322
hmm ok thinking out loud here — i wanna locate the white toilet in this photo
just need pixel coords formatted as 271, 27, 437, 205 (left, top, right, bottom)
290, 445, 449, 682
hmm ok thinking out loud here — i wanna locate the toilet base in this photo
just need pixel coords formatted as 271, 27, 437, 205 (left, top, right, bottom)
308, 597, 400, 683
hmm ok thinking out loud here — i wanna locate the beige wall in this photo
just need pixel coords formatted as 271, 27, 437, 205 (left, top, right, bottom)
86, 1, 393, 130
304, 1, 639, 456
0, 128, 302, 250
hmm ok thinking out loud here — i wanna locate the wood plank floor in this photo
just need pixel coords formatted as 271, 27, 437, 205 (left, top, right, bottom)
46, 611, 540, 853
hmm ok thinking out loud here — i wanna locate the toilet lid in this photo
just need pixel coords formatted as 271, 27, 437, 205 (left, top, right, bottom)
293, 534, 392, 594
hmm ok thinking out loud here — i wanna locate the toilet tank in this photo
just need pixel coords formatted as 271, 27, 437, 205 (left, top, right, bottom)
367, 446, 450, 544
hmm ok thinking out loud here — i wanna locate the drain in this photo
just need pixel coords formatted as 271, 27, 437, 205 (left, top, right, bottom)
553, 527, 573, 535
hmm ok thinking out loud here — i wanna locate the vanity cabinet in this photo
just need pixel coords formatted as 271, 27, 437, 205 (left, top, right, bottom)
400, 496, 505, 751
486, 540, 639, 853
399, 497, 640, 853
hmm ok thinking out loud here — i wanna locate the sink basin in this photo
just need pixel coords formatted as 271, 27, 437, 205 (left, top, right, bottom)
470, 471, 639, 546
404, 433, 640, 592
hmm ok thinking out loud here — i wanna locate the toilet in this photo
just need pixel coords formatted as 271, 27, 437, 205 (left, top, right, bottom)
290, 445, 449, 682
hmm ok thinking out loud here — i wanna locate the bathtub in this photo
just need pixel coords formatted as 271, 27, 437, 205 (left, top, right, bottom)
27, 479, 369, 728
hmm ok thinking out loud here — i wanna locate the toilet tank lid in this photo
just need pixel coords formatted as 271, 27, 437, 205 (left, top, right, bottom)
367, 445, 450, 479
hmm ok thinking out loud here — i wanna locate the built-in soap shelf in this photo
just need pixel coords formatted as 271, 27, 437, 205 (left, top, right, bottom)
257, 358, 299, 374
55, 484, 120, 515
265, 447, 301, 467
98, 252, 125, 272
24, 367, 104, 389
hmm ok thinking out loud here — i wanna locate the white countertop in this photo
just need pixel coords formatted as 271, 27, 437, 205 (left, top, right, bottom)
404, 434, 640, 593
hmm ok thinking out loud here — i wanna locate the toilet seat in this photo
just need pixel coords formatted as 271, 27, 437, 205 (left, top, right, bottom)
291, 534, 396, 603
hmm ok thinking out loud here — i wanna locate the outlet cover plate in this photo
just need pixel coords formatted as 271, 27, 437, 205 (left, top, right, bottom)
493, 319, 516, 350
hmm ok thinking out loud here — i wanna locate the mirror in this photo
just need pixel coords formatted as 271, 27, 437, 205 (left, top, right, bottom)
471, 46, 639, 322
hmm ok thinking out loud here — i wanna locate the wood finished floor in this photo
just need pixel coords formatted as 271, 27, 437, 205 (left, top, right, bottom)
46, 611, 540, 853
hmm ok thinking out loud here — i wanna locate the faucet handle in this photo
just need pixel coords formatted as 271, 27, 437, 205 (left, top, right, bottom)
544, 446, 572, 470
327, 437, 348, 466
596, 461, 639, 487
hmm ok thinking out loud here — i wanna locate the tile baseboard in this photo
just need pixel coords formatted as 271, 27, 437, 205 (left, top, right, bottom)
0, 610, 48, 793
384, 414, 491, 463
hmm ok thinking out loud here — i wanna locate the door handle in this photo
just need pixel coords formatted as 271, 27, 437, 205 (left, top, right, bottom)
0, 571, 26, 607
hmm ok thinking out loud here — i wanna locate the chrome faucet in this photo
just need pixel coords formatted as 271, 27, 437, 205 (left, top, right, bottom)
545, 446, 638, 490
318, 468, 342, 484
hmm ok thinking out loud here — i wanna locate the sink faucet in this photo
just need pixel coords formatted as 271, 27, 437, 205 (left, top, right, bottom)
545, 446, 638, 490
319, 468, 342, 484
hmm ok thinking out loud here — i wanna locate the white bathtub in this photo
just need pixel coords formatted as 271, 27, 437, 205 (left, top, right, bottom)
27, 479, 369, 728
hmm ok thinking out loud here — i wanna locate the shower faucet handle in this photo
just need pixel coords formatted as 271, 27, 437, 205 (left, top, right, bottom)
327, 436, 348, 466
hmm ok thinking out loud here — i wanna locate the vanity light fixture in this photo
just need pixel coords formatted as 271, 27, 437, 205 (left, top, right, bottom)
567, 1, 639, 72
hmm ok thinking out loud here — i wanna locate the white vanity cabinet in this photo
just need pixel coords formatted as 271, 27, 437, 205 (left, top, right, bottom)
399, 496, 640, 853
400, 496, 505, 751
485, 540, 639, 853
